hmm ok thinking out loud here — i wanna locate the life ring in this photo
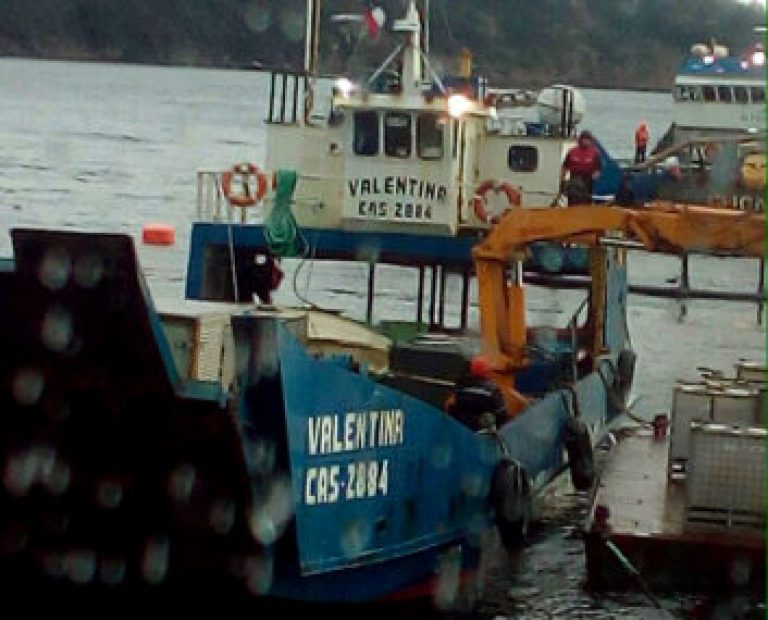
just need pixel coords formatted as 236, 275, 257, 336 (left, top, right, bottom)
472, 180, 521, 223
221, 163, 268, 208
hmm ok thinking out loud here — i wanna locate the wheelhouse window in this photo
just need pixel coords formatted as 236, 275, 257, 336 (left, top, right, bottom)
384, 112, 412, 158
702, 86, 717, 102
508, 145, 538, 172
717, 86, 732, 103
734, 86, 749, 104
417, 113, 444, 160
354, 111, 379, 156
751, 87, 766, 103
675, 85, 702, 101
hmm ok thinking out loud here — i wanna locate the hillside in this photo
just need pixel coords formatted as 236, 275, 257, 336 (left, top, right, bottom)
0, 0, 764, 89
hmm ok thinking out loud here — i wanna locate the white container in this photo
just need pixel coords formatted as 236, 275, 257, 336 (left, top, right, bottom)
685, 423, 766, 530
669, 384, 712, 464
735, 361, 766, 384
711, 387, 760, 427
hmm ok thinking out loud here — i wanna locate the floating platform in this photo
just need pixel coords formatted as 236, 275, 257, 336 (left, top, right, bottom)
583, 427, 765, 593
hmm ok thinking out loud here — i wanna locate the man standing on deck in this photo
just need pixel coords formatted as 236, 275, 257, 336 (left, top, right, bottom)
446, 355, 507, 431
634, 121, 649, 164
560, 130, 602, 205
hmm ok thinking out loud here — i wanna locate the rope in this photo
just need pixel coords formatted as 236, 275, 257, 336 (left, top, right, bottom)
264, 169, 307, 258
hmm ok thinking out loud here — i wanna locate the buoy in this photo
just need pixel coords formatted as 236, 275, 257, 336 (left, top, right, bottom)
142, 223, 176, 246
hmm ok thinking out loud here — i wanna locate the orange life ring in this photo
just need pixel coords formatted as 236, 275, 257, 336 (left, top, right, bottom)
472, 180, 521, 223
221, 163, 268, 208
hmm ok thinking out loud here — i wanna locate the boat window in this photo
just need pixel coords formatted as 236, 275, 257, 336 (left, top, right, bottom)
734, 86, 749, 104
384, 112, 412, 158
675, 85, 701, 102
716, 86, 732, 103
417, 113, 444, 160
353, 111, 379, 156
702, 86, 717, 102
751, 87, 766, 103
508, 145, 538, 172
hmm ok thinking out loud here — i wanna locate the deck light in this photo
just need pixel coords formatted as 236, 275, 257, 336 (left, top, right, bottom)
448, 94, 472, 118
751, 50, 765, 66
703, 55, 715, 65
333, 77, 356, 98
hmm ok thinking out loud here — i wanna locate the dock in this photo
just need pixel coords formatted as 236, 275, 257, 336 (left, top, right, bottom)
583, 427, 765, 593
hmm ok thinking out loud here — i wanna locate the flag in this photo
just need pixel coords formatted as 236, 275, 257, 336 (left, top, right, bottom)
364, 5, 385, 38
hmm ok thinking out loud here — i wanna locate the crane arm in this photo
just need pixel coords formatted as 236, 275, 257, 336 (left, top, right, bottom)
473, 203, 766, 262
472, 203, 765, 414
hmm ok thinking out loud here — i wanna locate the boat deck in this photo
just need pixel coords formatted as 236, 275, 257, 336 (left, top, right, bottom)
584, 428, 765, 592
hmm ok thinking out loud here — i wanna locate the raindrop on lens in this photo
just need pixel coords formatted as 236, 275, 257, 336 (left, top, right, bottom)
97, 479, 123, 509
73, 253, 104, 288
209, 499, 236, 534
38, 247, 71, 290
244, 555, 273, 595
141, 537, 170, 585
340, 520, 370, 557
41, 306, 74, 352
168, 463, 196, 502
4, 452, 36, 496
66, 550, 97, 584
11, 367, 45, 405
99, 558, 127, 585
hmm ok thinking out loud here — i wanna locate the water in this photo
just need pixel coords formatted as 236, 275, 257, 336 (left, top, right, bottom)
0, 58, 764, 616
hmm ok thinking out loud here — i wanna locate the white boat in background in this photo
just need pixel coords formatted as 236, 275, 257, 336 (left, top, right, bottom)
659, 38, 766, 147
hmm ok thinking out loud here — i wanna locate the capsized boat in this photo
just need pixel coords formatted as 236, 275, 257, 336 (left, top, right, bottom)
0, 195, 764, 607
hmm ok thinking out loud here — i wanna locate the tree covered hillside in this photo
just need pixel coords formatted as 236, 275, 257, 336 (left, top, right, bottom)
0, 0, 764, 89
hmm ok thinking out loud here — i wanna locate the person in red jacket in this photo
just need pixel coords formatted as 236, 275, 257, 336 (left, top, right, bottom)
635, 121, 649, 164
561, 130, 602, 205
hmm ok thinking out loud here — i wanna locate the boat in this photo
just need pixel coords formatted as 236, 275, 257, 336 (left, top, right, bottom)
0, 197, 764, 607
584, 360, 766, 595
0, 1, 765, 610
657, 37, 766, 147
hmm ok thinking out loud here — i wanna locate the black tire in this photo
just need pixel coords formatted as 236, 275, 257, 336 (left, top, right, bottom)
491, 460, 532, 549
615, 348, 636, 407
565, 417, 595, 491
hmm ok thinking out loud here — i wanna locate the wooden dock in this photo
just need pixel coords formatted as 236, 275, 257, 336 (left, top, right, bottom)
584, 428, 765, 593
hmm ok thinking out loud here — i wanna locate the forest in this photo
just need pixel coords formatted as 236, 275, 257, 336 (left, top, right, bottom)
0, 0, 764, 88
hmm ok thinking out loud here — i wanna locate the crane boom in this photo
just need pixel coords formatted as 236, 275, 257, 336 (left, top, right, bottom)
472, 203, 765, 414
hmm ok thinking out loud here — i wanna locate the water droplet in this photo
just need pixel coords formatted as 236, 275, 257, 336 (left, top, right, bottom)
167, 463, 196, 503
141, 537, 170, 585
3, 452, 37, 496
38, 247, 71, 290
73, 253, 104, 288
433, 547, 461, 610
248, 477, 293, 544
66, 550, 97, 584
244, 555, 273, 595
40, 305, 74, 352
340, 519, 371, 557
243, 3, 272, 33
96, 478, 123, 509
431, 443, 453, 469
46, 461, 71, 496
99, 557, 127, 585
209, 498, 236, 535
11, 367, 45, 406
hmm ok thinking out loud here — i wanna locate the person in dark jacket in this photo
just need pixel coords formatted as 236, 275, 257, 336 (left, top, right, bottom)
560, 130, 603, 205
447, 355, 507, 431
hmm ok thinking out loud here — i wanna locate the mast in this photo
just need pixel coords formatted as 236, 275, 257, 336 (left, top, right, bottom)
303, 0, 322, 124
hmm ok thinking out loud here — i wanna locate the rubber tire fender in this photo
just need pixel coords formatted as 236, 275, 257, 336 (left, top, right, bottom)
490, 459, 532, 549
565, 416, 595, 491
615, 348, 636, 407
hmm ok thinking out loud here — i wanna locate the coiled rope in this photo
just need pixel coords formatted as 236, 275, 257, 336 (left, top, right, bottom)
264, 169, 307, 258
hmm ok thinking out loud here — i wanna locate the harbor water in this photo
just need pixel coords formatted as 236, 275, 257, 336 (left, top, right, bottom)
0, 59, 764, 618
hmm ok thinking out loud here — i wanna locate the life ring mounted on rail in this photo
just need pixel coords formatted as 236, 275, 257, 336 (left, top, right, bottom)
221, 162, 269, 208
472, 180, 522, 224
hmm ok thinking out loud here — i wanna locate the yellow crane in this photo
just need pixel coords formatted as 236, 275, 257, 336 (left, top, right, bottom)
473, 203, 766, 414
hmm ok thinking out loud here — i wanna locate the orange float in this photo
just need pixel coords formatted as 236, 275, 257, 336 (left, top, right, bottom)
142, 223, 176, 246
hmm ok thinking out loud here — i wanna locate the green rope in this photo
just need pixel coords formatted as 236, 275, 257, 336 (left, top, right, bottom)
264, 169, 306, 258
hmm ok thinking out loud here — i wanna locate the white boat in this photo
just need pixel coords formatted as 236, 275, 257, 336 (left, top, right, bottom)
661, 39, 766, 146
203, 1, 587, 237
